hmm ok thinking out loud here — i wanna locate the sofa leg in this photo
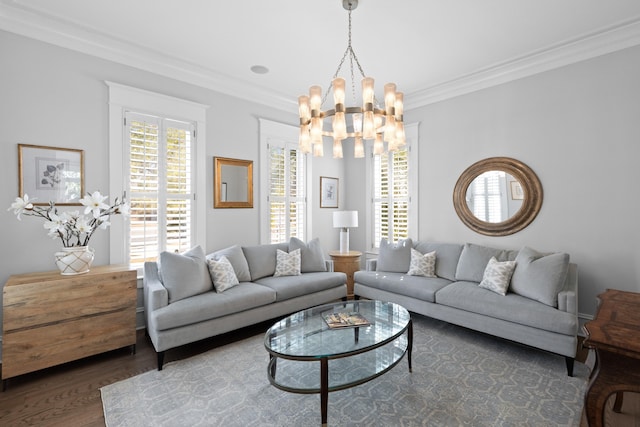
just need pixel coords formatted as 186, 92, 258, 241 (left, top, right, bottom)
565, 356, 574, 377
157, 351, 165, 371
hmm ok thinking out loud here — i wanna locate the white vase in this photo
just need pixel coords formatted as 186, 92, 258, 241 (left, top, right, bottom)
55, 246, 95, 275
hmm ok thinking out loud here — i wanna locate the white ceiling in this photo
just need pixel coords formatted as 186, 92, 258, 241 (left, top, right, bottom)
3, 0, 640, 112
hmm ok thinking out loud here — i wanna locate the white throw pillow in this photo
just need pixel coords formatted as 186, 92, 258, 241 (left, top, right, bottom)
274, 249, 301, 277
407, 249, 437, 277
478, 256, 516, 296
207, 256, 239, 292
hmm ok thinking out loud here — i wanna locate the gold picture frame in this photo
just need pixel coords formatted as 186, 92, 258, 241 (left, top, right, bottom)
18, 144, 85, 205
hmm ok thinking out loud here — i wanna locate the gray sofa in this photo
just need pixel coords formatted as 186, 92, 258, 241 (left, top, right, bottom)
144, 239, 347, 370
354, 241, 578, 376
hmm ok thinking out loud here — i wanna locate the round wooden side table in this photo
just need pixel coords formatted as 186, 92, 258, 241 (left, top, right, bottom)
328, 250, 362, 299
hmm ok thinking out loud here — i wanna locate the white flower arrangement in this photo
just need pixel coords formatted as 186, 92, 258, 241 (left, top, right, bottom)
8, 191, 129, 248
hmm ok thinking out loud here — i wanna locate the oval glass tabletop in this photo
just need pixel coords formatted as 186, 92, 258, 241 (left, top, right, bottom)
264, 300, 411, 360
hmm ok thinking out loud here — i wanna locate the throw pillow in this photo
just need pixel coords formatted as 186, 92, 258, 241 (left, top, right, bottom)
455, 243, 517, 283
510, 246, 570, 307
158, 245, 212, 303
206, 244, 251, 282
289, 237, 327, 272
207, 255, 240, 292
274, 248, 301, 277
478, 256, 517, 296
407, 249, 437, 277
376, 238, 413, 273
243, 243, 289, 281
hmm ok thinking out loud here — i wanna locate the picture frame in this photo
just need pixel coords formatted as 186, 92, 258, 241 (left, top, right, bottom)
18, 144, 85, 205
510, 180, 524, 200
320, 176, 339, 208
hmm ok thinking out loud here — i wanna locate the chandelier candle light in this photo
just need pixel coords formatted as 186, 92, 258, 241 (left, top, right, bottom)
333, 210, 359, 253
298, 0, 405, 158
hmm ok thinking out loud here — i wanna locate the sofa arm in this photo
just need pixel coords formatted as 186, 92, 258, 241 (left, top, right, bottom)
143, 261, 169, 313
366, 258, 377, 271
557, 263, 578, 314
325, 259, 334, 272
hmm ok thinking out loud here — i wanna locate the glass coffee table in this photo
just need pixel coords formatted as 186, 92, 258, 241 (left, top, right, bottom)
264, 300, 412, 426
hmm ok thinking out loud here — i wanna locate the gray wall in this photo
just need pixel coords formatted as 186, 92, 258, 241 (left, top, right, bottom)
356, 45, 640, 317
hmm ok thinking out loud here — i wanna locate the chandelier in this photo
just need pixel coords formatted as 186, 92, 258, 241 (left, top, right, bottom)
297, 0, 405, 158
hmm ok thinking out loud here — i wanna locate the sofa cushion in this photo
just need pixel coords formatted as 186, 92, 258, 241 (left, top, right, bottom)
478, 257, 516, 296
255, 272, 346, 301
354, 270, 452, 303
158, 245, 212, 303
289, 237, 327, 273
152, 283, 276, 331
412, 242, 463, 281
377, 238, 413, 273
455, 243, 518, 283
407, 249, 436, 277
510, 247, 570, 307
207, 244, 251, 282
435, 281, 577, 336
206, 256, 239, 292
274, 249, 301, 277
242, 243, 289, 281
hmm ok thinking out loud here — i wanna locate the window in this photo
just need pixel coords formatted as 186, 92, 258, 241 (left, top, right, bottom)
373, 148, 409, 245
107, 82, 207, 272
126, 112, 194, 268
368, 123, 419, 250
467, 171, 507, 222
259, 119, 311, 244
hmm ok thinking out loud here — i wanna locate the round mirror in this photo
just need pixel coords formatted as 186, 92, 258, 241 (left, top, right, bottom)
453, 157, 542, 236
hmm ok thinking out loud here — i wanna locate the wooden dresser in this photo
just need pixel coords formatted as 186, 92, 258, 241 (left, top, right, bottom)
2, 264, 137, 388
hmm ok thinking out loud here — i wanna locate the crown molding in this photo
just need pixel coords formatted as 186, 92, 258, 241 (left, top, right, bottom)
0, 1, 296, 113
2, 1, 639, 113
405, 19, 640, 110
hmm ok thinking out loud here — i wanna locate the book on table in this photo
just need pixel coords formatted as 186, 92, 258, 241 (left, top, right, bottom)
322, 311, 370, 329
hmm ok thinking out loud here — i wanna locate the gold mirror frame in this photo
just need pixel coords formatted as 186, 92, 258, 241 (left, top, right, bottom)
453, 157, 542, 236
214, 157, 253, 208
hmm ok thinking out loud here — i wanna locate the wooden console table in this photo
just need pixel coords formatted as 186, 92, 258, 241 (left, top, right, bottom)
582, 289, 640, 426
329, 250, 361, 299
2, 264, 137, 390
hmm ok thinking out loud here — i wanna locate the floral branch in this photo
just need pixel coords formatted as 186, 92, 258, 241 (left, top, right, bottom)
8, 191, 129, 248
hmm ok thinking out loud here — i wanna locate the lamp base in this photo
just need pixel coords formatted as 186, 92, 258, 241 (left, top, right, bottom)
339, 229, 350, 253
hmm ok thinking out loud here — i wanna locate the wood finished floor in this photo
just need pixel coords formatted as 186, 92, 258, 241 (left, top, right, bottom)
0, 325, 638, 426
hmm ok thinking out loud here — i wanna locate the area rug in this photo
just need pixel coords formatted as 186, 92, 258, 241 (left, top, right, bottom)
101, 315, 588, 426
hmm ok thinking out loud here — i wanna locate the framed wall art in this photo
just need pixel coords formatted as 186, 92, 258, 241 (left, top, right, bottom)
18, 144, 85, 205
510, 180, 524, 200
320, 176, 339, 208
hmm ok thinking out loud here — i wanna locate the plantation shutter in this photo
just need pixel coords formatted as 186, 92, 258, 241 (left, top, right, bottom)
126, 112, 194, 268
373, 147, 409, 247
268, 141, 306, 243
469, 171, 503, 222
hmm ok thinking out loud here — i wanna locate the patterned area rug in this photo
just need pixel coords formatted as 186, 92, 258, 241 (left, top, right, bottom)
101, 315, 588, 426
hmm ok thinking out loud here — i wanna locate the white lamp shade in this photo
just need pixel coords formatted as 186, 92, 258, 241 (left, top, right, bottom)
333, 211, 358, 228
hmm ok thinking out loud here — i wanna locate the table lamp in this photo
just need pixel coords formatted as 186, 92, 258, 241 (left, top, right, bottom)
333, 210, 358, 253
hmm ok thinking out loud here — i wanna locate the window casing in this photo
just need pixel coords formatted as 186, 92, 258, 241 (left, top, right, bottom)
107, 82, 207, 273
259, 119, 311, 244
